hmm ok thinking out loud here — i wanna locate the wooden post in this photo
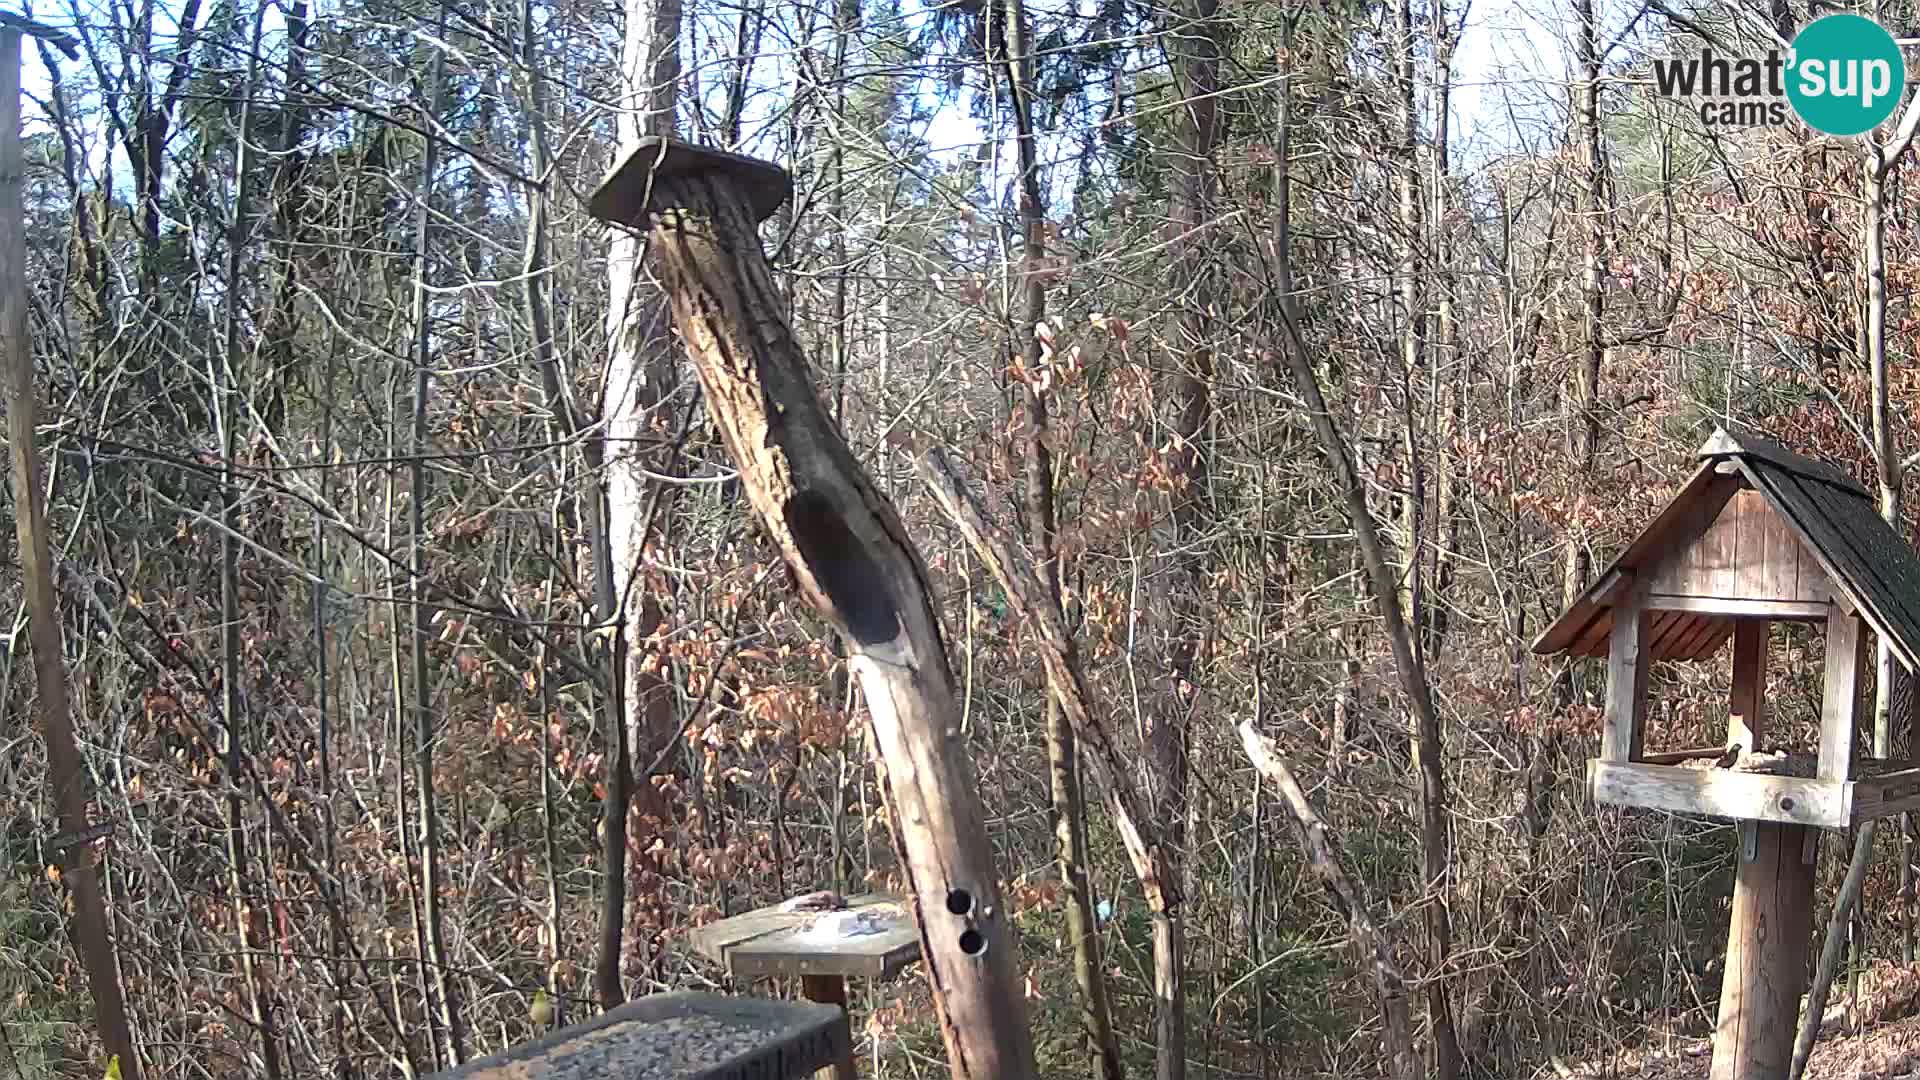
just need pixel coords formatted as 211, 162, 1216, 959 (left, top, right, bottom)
1821, 612, 1865, 781
587, 138, 1039, 1080
1729, 620, 1768, 754
0, 24, 141, 1080
801, 975, 858, 1080
1711, 821, 1816, 1080
1602, 585, 1650, 762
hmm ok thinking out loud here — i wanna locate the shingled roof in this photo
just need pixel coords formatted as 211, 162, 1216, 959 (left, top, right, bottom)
1534, 427, 1920, 672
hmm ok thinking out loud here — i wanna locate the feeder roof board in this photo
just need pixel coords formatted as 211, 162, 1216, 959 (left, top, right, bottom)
1533, 427, 1920, 672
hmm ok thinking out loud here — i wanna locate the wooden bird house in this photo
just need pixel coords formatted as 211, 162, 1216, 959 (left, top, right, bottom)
1536, 426, 1920, 1079
1537, 427, 1920, 828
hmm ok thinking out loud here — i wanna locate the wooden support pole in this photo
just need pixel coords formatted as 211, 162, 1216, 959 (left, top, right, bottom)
587, 138, 1038, 1080
1821, 612, 1865, 782
1602, 585, 1650, 762
1711, 821, 1816, 1080
1729, 620, 1768, 755
801, 975, 858, 1080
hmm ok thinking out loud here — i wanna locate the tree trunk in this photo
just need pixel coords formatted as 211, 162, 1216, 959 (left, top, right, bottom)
1153, 0, 1222, 1070
217, 10, 282, 1077
1564, 0, 1605, 615
597, 0, 682, 1004
406, 30, 462, 1065
1267, 124, 1460, 1080
994, 1, 1122, 1075
606, 144, 1039, 1080
1, 27, 142, 1080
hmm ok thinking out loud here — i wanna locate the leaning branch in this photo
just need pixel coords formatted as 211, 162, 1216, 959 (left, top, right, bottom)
1237, 720, 1418, 1080
916, 446, 1177, 912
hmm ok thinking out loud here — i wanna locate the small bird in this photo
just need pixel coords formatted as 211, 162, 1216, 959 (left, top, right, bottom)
104, 1055, 122, 1080
529, 989, 554, 1027
1713, 743, 1745, 769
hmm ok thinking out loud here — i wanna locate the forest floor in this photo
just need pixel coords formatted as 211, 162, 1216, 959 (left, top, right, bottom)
1540, 962, 1920, 1079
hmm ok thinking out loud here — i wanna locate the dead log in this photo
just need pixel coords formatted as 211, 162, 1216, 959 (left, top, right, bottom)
1237, 720, 1418, 1080
586, 137, 1038, 1080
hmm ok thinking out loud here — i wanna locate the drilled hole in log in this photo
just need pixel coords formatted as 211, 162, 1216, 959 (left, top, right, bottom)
784, 489, 902, 647
958, 928, 987, 956
945, 888, 973, 916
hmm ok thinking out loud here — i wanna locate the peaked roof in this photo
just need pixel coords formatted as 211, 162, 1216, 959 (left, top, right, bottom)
1533, 427, 1920, 672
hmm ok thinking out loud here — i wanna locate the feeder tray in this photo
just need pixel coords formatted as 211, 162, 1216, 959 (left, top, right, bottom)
428, 991, 850, 1080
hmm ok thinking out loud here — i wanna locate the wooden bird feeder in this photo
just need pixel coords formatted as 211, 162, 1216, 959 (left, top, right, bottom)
1536, 427, 1920, 1079
429, 992, 851, 1080
687, 894, 921, 1079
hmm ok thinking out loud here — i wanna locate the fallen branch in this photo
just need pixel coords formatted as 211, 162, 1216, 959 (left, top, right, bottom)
1237, 719, 1418, 1080
1790, 821, 1877, 1080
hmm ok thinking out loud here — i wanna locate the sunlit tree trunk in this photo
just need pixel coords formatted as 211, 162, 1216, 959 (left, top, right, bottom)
596, 0, 683, 1005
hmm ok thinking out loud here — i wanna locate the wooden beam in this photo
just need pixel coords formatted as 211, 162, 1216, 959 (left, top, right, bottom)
800, 975, 858, 1080
1646, 595, 1830, 619
1711, 822, 1817, 1080
1640, 745, 1744, 765
1729, 621, 1768, 754
1593, 568, 1633, 606
1602, 586, 1651, 762
1841, 767, 1920, 824
1587, 761, 1850, 828
1820, 613, 1865, 782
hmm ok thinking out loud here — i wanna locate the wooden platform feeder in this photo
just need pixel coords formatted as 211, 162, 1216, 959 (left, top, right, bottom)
428, 992, 851, 1080
686, 894, 921, 1080
1536, 427, 1920, 1080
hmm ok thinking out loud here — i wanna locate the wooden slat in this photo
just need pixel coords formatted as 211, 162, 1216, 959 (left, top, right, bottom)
1603, 589, 1652, 762
1669, 614, 1728, 661
1645, 609, 1694, 657
1570, 607, 1616, 659
1645, 595, 1830, 619
1729, 620, 1767, 753
1587, 760, 1850, 828
1641, 745, 1742, 765
1681, 622, 1735, 661
1820, 612, 1865, 782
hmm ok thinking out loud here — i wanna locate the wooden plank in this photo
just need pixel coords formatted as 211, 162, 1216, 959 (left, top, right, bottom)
1645, 595, 1831, 619
1587, 761, 1849, 828
1641, 745, 1743, 765
1645, 609, 1693, 657
1820, 612, 1865, 782
1729, 620, 1767, 754
683, 887, 913, 972
1570, 608, 1617, 659
1602, 587, 1652, 762
1710, 822, 1817, 1080
1849, 767, 1920, 822
1681, 622, 1735, 662
1666, 614, 1725, 661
